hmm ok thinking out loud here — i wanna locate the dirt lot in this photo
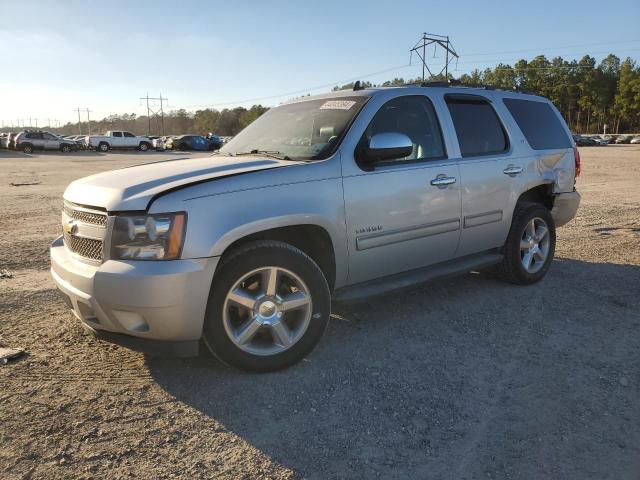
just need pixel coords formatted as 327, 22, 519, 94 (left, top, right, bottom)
1, 146, 639, 479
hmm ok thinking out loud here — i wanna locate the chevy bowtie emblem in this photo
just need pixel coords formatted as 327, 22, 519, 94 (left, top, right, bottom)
63, 220, 78, 235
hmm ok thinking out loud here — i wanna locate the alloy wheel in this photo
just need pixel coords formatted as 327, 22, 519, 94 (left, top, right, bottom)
520, 217, 550, 274
222, 266, 313, 356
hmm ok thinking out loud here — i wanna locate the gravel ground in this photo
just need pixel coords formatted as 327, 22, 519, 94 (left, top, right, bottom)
1, 146, 639, 479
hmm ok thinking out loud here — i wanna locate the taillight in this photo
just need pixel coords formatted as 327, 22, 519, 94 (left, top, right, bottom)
573, 147, 581, 177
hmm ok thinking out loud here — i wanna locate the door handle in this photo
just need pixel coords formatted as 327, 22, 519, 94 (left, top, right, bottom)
503, 165, 523, 176
430, 175, 457, 188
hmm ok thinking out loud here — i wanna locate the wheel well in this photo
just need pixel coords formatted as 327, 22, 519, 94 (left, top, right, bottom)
222, 225, 336, 291
517, 184, 554, 210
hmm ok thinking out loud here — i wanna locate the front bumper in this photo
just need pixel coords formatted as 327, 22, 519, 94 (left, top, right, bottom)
50, 236, 219, 356
552, 191, 581, 227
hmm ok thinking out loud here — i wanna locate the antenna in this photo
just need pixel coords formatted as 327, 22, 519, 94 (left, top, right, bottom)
410, 32, 459, 82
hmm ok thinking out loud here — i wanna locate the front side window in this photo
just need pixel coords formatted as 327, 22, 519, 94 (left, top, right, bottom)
220, 96, 369, 160
358, 95, 446, 164
446, 95, 508, 157
503, 98, 571, 150
123, 132, 135, 138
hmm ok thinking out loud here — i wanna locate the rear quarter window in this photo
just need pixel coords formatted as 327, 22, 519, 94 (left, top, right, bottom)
503, 98, 571, 150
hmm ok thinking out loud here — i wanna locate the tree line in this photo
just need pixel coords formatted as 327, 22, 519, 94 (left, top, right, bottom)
3, 53, 638, 137
333, 54, 640, 134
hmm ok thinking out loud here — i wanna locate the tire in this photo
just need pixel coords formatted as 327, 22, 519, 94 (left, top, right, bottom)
61, 144, 71, 153
203, 240, 331, 372
179, 143, 188, 151
22, 144, 33, 154
498, 202, 556, 285
139, 142, 150, 152
98, 142, 109, 152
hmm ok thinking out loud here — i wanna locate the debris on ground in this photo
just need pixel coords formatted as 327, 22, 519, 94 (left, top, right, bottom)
0, 347, 25, 364
10, 182, 41, 186
0, 269, 14, 279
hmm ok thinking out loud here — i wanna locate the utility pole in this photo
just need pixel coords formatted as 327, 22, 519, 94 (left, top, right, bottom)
140, 93, 168, 135
410, 32, 459, 83
35, 118, 38, 128
85, 108, 93, 135
74, 108, 83, 135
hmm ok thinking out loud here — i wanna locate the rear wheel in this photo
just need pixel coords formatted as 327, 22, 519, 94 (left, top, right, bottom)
203, 241, 331, 372
498, 202, 556, 285
22, 144, 33, 154
98, 142, 109, 152
61, 144, 71, 153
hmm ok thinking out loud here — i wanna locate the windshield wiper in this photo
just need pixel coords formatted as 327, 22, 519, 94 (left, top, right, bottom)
230, 149, 293, 161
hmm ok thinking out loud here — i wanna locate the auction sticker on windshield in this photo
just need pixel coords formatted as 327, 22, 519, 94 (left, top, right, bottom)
319, 100, 357, 110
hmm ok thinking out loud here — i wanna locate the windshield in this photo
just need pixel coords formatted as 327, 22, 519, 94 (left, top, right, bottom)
220, 96, 369, 160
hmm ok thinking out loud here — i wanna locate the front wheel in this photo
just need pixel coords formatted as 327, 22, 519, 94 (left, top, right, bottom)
498, 202, 556, 285
61, 144, 71, 153
22, 144, 33, 154
139, 142, 149, 151
203, 241, 331, 372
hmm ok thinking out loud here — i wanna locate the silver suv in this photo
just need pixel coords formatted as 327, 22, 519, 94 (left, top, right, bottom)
15, 131, 79, 153
50, 85, 581, 372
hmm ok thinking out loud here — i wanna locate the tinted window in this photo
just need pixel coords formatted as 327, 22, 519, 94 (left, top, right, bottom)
123, 132, 135, 138
359, 95, 445, 163
446, 96, 508, 157
503, 98, 571, 150
112, 132, 122, 137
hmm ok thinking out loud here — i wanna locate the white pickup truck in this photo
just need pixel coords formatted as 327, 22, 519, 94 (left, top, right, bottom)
86, 131, 152, 152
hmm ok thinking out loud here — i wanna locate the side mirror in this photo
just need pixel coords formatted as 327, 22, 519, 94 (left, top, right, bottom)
363, 132, 413, 162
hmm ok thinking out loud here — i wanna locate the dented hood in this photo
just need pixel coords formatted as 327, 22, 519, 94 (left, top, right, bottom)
63, 155, 300, 211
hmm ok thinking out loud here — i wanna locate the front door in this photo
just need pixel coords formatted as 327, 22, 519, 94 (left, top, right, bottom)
343, 95, 462, 285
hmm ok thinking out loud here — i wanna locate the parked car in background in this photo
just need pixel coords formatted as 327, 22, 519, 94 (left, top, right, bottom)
147, 136, 166, 151
51, 86, 580, 372
3, 132, 21, 149
630, 136, 640, 144
589, 136, 608, 146
0, 133, 7, 148
15, 131, 79, 153
64, 135, 88, 149
86, 131, 152, 152
165, 134, 221, 151
573, 135, 597, 147
615, 135, 632, 144
206, 133, 224, 150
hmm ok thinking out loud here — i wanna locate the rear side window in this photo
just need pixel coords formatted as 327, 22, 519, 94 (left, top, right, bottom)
503, 98, 572, 150
446, 96, 508, 157
112, 132, 122, 137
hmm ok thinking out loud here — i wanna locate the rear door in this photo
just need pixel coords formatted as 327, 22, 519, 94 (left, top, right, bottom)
342, 94, 462, 284
444, 94, 514, 257
111, 131, 124, 147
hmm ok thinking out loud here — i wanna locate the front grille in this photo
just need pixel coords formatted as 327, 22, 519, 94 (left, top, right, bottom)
63, 201, 107, 227
63, 231, 103, 261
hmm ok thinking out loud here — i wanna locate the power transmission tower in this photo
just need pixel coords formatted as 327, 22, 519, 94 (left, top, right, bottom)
140, 93, 169, 135
410, 32, 459, 82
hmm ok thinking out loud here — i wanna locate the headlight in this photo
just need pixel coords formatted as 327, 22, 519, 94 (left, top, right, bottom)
111, 212, 186, 260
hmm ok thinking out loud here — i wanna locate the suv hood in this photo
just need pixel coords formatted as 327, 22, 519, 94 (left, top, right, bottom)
64, 155, 301, 211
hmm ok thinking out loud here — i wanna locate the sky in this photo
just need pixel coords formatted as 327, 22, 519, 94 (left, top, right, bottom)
1, 0, 639, 128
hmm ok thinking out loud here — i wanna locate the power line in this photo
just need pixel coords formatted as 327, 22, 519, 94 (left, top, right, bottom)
461, 39, 640, 57
176, 64, 411, 110
140, 93, 169, 135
